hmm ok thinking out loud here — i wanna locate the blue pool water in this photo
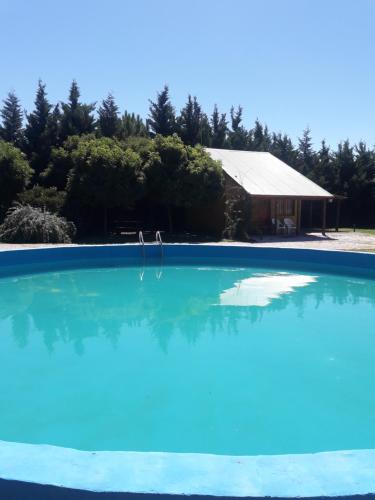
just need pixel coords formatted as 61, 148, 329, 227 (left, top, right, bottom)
0, 263, 374, 456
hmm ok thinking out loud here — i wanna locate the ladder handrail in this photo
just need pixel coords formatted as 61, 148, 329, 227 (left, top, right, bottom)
155, 230, 163, 258
155, 230, 163, 245
139, 230, 163, 259
139, 231, 145, 258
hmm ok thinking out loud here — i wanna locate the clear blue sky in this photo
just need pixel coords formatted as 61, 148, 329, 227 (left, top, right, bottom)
1, 0, 374, 148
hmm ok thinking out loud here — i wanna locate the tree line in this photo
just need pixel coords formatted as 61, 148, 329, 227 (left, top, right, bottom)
0, 80, 374, 238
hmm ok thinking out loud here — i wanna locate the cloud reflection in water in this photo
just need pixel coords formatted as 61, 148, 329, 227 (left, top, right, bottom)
219, 273, 317, 307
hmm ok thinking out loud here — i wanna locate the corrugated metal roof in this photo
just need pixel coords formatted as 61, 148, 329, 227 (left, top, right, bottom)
206, 148, 333, 198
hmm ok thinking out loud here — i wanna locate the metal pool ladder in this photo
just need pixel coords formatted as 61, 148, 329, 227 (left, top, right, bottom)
155, 230, 163, 258
138, 230, 163, 281
138, 230, 163, 258
139, 230, 145, 258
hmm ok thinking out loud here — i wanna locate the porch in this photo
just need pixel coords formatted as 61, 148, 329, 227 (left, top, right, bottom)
250, 196, 342, 236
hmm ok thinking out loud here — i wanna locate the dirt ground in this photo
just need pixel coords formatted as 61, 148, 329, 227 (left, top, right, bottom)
246, 231, 375, 252
0, 231, 375, 252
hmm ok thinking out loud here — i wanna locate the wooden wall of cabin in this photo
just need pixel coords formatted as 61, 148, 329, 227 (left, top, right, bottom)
250, 198, 272, 232
187, 175, 307, 237
250, 198, 301, 233
187, 196, 303, 236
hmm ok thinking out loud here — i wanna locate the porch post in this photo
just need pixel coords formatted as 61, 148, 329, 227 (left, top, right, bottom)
335, 198, 341, 232
296, 199, 302, 234
322, 199, 327, 236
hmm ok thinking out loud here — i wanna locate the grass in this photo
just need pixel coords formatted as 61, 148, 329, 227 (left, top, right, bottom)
336, 227, 375, 236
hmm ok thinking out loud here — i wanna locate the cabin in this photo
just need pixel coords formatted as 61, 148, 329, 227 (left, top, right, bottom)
187, 148, 340, 236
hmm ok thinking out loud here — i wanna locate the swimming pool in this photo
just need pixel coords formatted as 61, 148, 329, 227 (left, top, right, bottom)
0, 245, 375, 498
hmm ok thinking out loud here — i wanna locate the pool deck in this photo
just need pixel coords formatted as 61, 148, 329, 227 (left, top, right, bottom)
0, 231, 375, 252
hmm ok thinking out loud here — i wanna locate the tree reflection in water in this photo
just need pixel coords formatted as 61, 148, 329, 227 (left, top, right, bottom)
0, 265, 374, 354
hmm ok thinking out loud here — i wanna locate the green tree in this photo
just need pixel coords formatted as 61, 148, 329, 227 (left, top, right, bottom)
199, 113, 211, 146
210, 105, 227, 148
0, 92, 23, 146
228, 106, 248, 150
313, 140, 337, 191
335, 140, 356, 195
0, 141, 33, 215
49, 104, 62, 146
41, 134, 89, 190
250, 119, 267, 151
354, 142, 375, 223
119, 112, 147, 139
122, 136, 154, 161
98, 93, 120, 137
177, 95, 203, 146
18, 185, 66, 214
296, 127, 316, 176
24, 81, 59, 178
60, 80, 95, 140
262, 125, 272, 151
183, 143, 224, 204
148, 85, 175, 136
66, 137, 145, 234
271, 133, 297, 167
146, 134, 223, 231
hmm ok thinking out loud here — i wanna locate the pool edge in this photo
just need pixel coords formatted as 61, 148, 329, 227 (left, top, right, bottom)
1, 440, 375, 498
1, 244, 375, 499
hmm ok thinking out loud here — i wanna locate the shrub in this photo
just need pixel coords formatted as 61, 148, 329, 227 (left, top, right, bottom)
18, 185, 66, 214
0, 204, 76, 243
66, 136, 145, 234
0, 140, 33, 214
222, 190, 251, 241
41, 135, 93, 190
146, 135, 224, 231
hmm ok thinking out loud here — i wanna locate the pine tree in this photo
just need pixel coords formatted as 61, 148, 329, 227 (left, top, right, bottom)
231, 106, 242, 131
335, 140, 356, 195
199, 113, 211, 146
355, 141, 374, 182
148, 85, 175, 136
210, 105, 227, 148
177, 95, 203, 146
262, 125, 272, 151
60, 80, 95, 140
249, 122, 271, 151
297, 127, 316, 176
228, 106, 248, 150
353, 142, 375, 221
251, 119, 265, 151
48, 104, 62, 147
24, 81, 56, 177
314, 140, 335, 190
271, 133, 297, 166
119, 112, 147, 139
98, 93, 120, 137
0, 92, 23, 146
334, 140, 361, 223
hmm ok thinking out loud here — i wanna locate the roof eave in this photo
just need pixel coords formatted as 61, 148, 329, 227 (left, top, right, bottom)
247, 194, 334, 200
